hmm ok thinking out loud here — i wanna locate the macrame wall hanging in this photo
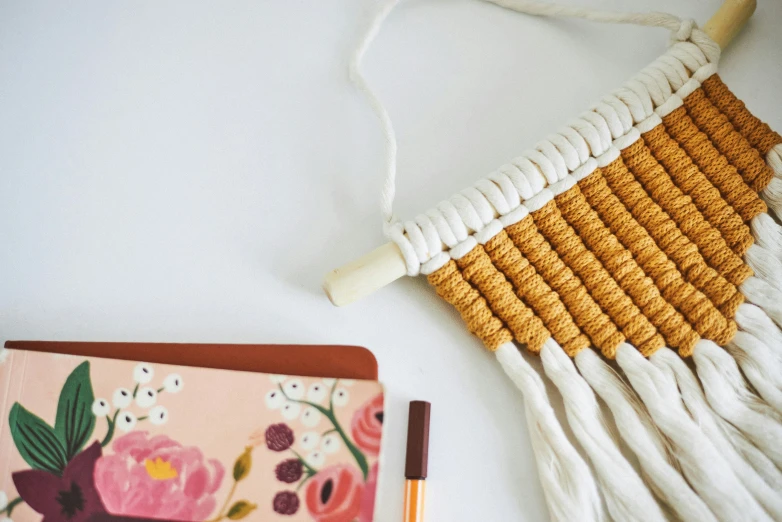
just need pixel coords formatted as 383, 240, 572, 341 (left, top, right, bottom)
327, 1, 782, 520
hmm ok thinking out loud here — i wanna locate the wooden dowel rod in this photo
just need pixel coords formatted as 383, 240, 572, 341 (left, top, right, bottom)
704, 0, 756, 49
324, 242, 408, 306
324, 0, 756, 306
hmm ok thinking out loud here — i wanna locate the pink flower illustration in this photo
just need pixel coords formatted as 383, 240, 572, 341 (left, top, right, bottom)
94, 432, 225, 521
351, 393, 384, 457
305, 464, 364, 522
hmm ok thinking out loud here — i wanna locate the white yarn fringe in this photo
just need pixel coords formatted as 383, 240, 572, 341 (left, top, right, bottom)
740, 276, 782, 328
735, 303, 782, 362
495, 343, 605, 522
575, 349, 717, 522
761, 177, 782, 223
692, 340, 782, 469
651, 348, 782, 517
761, 145, 782, 258
751, 213, 782, 260
727, 331, 782, 413
615, 343, 769, 522
745, 245, 782, 292
768, 144, 782, 180
540, 339, 665, 522
763, 143, 782, 223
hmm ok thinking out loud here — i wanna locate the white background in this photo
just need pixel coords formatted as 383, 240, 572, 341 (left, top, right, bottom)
1, 0, 781, 520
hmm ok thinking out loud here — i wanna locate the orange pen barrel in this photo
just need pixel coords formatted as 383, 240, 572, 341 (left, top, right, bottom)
404, 479, 426, 522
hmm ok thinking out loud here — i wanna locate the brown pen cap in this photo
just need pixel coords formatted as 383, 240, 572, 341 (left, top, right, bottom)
405, 400, 431, 479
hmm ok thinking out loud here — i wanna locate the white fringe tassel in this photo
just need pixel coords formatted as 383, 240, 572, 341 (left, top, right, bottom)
740, 276, 782, 328
495, 343, 605, 522
614, 343, 770, 522
651, 348, 782, 517
768, 144, 782, 179
727, 331, 782, 413
692, 339, 782, 469
762, 174, 782, 221
735, 303, 782, 362
751, 141, 782, 259
745, 244, 782, 292
733, 299, 782, 417
575, 349, 717, 522
540, 339, 665, 522
759, 145, 782, 258
751, 213, 782, 260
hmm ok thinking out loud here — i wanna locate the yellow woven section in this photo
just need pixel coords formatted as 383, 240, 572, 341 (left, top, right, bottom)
427, 77, 776, 358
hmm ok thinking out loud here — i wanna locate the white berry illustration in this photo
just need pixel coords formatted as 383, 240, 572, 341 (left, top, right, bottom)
133, 363, 154, 384
91, 398, 110, 417
135, 387, 158, 408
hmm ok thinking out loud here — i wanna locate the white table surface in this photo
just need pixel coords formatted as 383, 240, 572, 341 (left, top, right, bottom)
1, 0, 780, 520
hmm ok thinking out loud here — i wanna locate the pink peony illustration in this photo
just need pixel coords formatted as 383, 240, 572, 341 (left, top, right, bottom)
305, 464, 364, 522
94, 431, 225, 521
306, 464, 364, 522
351, 393, 384, 457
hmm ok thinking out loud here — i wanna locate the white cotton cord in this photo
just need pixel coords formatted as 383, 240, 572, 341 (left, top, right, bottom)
751, 213, 782, 260
734, 303, 782, 413
692, 339, 782, 470
614, 343, 770, 522
735, 303, 782, 363
651, 348, 782, 516
349, 0, 400, 235
761, 177, 782, 223
740, 276, 782, 328
539, 339, 665, 522
767, 144, 782, 178
693, 339, 782, 426
495, 343, 605, 522
481, 0, 719, 63
575, 349, 717, 522
717, 422, 782, 494
749, 149, 782, 264
727, 331, 782, 414
744, 244, 782, 292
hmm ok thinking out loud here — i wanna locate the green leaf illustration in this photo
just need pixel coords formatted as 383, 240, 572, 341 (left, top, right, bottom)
54, 361, 96, 461
9, 402, 67, 475
226, 501, 257, 520
233, 446, 252, 482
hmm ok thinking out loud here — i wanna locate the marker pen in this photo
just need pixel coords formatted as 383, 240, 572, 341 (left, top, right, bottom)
403, 401, 430, 522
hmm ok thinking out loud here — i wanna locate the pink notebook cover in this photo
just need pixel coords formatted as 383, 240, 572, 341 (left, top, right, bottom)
0, 348, 384, 522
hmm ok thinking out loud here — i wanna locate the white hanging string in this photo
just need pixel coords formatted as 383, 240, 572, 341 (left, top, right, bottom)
349, 0, 401, 236
348, 0, 718, 238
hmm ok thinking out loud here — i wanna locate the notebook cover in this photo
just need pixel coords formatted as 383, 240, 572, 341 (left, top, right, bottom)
0, 345, 384, 522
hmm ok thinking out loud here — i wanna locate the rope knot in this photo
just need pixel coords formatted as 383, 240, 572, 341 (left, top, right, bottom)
382, 215, 400, 238
671, 18, 695, 44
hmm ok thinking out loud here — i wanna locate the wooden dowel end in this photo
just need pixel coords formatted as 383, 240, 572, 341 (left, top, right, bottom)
704, 0, 756, 49
324, 242, 408, 306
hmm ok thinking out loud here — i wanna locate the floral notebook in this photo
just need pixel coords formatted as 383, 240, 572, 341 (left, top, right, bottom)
0, 344, 384, 522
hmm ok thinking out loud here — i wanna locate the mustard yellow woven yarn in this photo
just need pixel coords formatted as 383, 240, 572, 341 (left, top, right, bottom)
428, 77, 776, 359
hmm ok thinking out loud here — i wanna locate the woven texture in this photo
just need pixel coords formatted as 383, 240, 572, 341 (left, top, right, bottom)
428, 75, 782, 358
